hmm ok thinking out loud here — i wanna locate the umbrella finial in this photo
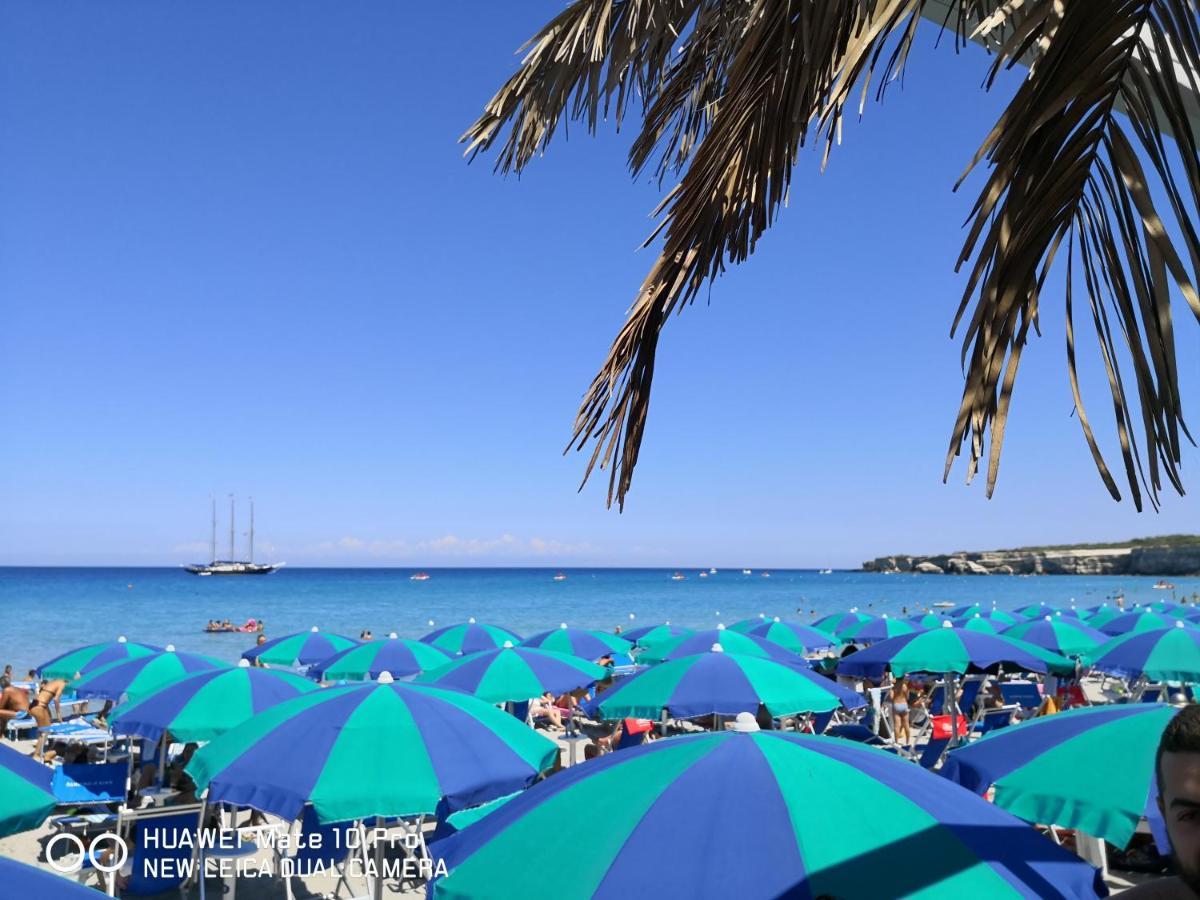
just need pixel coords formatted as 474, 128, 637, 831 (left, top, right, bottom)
730, 712, 760, 733
941, 621, 953, 629
665, 620, 671, 626
117, 636, 127, 643
559, 623, 568, 629
629, 613, 636, 620
238, 658, 251, 668
881, 614, 888, 620
773, 616, 781, 623
428, 620, 435, 627
717, 623, 726, 631
468, 617, 476, 624
1177, 620, 1186, 628
711, 643, 725, 653
1044, 615, 1052, 622
377, 671, 394, 683
503, 640, 514, 649
311, 626, 319, 633
389, 632, 398, 639
166, 643, 176, 651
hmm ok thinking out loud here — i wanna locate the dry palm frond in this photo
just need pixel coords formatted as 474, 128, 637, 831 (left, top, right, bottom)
946, 0, 1200, 510
466, 0, 1200, 512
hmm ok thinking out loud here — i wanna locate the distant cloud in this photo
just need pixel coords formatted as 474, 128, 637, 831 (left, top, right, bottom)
308, 533, 595, 560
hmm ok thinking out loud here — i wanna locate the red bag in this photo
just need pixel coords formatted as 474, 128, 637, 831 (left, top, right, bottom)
623, 718, 654, 735
931, 714, 969, 739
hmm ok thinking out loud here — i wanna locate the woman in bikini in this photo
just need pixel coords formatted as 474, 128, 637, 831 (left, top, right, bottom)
30, 678, 66, 760
892, 674, 914, 750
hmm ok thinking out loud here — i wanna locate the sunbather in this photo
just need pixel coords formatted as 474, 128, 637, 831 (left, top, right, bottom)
892, 675, 914, 749
0, 676, 30, 727
530, 692, 563, 730
29, 677, 67, 759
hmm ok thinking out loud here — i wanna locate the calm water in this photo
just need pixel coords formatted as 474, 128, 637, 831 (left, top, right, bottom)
3, 566, 1198, 673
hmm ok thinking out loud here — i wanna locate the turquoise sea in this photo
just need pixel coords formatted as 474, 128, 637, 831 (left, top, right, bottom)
3, 566, 1199, 674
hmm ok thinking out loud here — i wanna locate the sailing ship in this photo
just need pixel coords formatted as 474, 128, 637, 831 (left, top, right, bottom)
184, 496, 284, 576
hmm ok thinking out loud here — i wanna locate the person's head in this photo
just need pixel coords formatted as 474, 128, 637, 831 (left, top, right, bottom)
256, 634, 267, 646
1157, 705, 1200, 891
2, 665, 10, 676
583, 743, 601, 761
0, 675, 9, 690
26, 670, 35, 680
840, 644, 858, 658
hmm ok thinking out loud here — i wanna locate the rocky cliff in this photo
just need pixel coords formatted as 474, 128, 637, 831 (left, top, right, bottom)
863, 543, 1200, 575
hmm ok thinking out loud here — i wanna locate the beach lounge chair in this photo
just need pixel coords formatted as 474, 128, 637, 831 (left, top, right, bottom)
122, 806, 203, 897
973, 705, 1020, 737
1133, 683, 1168, 703
998, 681, 1043, 713
918, 737, 951, 770
52, 762, 128, 807
277, 805, 367, 900
810, 709, 836, 735
614, 718, 654, 751
824, 723, 900, 754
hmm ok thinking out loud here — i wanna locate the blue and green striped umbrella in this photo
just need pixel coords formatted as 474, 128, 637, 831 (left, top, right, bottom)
811, 611, 874, 634
636, 628, 808, 666
417, 644, 608, 704
1099, 610, 1177, 637
954, 615, 1000, 635
421, 619, 522, 656
0, 744, 54, 837
837, 624, 1074, 678
1083, 605, 1122, 629
942, 703, 1180, 847
110, 662, 319, 742
837, 614, 920, 644
726, 615, 772, 633
1015, 603, 1080, 620
1002, 617, 1107, 657
310, 633, 451, 681
950, 606, 1022, 626
187, 676, 559, 824
242, 627, 359, 667
429, 728, 1102, 899
37, 637, 161, 681
1147, 600, 1184, 614
622, 624, 694, 648
72, 647, 227, 703
745, 619, 838, 652
521, 624, 632, 659
0, 858, 100, 898
591, 648, 858, 719
1084, 622, 1200, 682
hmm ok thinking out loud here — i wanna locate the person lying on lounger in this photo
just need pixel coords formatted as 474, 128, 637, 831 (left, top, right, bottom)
530, 692, 563, 731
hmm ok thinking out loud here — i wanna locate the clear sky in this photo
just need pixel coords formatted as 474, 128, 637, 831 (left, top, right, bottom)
2, 2, 1199, 568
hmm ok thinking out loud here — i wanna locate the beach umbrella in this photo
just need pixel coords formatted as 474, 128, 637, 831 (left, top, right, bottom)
837, 614, 921, 644
310, 633, 451, 681
1099, 610, 1177, 637
622, 623, 694, 648
420, 619, 521, 656
241, 626, 358, 667
0, 857, 102, 899
428, 723, 1103, 899
0, 744, 54, 837
187, 675, 559, 824
1002, 616, 1108, 657
1083, 622, 1200, 683
941, 703, 1180, 848
109, 660, 319, 743
72, 647, 227, 704
1147, 600, 1184, 614
954, 615, 1000, 635
1083, 605, 1122, 629
637, 627, 810, 666
725, 614, 772, 633
416, 643, 608, 704
836, 623, 1074, 679
520, 624, 632, 659
36, 636, 161, 681
951, 607, 1022, 626
810, 611, 874, 634
1015, 603, 1081, 620
590, 647, 860, 720
909, 613, 949, 629
745, 618, 838, 652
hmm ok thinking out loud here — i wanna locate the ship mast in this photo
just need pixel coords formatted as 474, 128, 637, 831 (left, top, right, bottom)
210, 496, 217, 563
229, 495, 236, 562
249, 498, 255, 563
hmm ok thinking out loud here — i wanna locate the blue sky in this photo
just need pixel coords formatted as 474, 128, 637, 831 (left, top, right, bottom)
2, 2, 1199, 568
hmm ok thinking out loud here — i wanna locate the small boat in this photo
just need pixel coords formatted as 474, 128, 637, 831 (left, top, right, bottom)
410, 572, 431, 582
671, 572, 686, 581
932, 601, 954, 608
553, 573, 567, 582
818, 568, 833, 575
709, 568, 717, 574
761, 572, 771, 578
698, 571, 708, 578
1154, 580, 1176, 590
742, 569, 752, 575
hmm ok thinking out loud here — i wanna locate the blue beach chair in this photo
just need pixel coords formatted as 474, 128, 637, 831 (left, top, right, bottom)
125, 807, 202, 897
998, 681, 1042, 713
974, 705, 1019, 736
918, 737, 950, 769
52, 762, 127, 807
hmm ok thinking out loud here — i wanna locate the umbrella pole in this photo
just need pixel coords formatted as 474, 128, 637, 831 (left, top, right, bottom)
372, 823, 384, 900
946, 673, 960, 750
